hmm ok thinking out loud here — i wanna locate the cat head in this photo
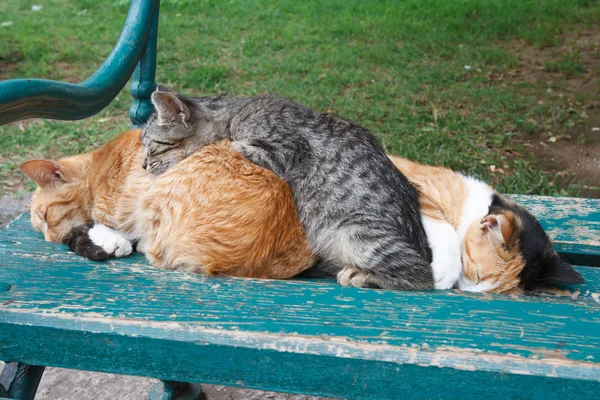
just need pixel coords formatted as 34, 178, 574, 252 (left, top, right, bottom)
142, 86, 215, 175
461, 193, 583, 294
20, 156, 91, 243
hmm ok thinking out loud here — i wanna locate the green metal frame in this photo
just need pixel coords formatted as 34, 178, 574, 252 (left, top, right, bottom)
0, 0, 160, 128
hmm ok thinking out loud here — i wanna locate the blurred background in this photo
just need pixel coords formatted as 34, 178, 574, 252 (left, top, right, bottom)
0, 0, 598, 198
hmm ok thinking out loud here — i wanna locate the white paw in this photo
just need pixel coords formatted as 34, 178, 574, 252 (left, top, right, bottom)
89, 224, 132, 258
337, 265, 360, 286
337, 265, 371, 288
433, 259, 462, 290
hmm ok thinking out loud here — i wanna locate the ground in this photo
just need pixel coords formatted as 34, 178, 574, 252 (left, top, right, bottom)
508, 29, 600, 197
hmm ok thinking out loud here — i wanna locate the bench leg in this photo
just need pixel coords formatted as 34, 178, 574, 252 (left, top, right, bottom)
148, 380, 203, 400
0, 362, 45, 400
129, 0, 160, 127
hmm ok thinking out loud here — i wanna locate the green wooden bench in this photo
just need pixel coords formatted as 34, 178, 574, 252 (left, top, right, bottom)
1, 1, 600, 399
0, 198, 599, 400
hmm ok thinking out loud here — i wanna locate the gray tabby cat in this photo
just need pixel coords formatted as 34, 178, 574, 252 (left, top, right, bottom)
141, 88, 434, 290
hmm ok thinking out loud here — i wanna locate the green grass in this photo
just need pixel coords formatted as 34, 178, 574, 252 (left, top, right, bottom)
1, 0, 598, 196
545, 52, 586, 76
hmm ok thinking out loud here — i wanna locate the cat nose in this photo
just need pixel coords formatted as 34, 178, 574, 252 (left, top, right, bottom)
142, 158, 148, 170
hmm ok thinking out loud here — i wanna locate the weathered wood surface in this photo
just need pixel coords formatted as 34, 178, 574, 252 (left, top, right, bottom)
1, 196, 599, 399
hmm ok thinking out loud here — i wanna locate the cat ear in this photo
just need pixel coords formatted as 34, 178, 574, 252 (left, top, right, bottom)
151, 90, 190, 126
480, 214, 514, 245
155, 84, 176, 93
539, 256, 584, 284
20, 160, 70, 188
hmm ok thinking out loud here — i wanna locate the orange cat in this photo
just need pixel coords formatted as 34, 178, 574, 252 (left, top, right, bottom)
388, 155, 583, 294
21, 129, 316, 279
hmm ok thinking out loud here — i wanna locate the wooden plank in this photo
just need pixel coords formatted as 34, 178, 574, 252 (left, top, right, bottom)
1, 321, 598, 400
508, 195, 600, 266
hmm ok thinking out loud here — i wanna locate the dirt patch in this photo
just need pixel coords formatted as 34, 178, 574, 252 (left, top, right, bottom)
506, 28, 600, 197
527, 107, 600, 197
53, 61, 84, 83
0, 51, 23, 80
507, 30, 599, 96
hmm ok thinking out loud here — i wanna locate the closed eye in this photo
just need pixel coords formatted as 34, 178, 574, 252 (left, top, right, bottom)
150, 147, 175, 156
153, 140, 177, 146
149, 140, 179, 156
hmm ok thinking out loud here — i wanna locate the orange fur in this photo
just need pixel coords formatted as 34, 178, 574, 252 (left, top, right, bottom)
24, 130, 316, 279
388, 155, 468, 227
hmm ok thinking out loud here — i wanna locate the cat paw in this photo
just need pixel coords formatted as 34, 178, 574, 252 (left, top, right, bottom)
63, 223, 110, 261
89, 224, 132, 258
433, 260, 462, 290
337, 266, 373, 288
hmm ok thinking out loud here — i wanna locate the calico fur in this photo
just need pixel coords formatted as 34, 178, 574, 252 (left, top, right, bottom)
21, 130, 316, 279
142, 89, 434, 290
388, 155, 584, 294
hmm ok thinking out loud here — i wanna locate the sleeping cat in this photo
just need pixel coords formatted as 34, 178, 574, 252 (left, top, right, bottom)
21, 129, 316, 279
141, 88, 434, 290
389, 156, 584, 294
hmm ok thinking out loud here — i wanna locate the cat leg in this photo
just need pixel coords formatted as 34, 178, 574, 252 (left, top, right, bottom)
337, 265, 390, 289
327, 224, 434, 290
62, 222, 110, 260
421, 216, 462, 290
337, 265, 431, 290
88, 223, 133, 258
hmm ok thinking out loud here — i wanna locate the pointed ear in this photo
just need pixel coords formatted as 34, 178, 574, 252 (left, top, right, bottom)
151, 90, 190, 126
480, 214, 514, 245
540, 257, 585, 284
20, 160, 70, 188
155, 84, 176, 94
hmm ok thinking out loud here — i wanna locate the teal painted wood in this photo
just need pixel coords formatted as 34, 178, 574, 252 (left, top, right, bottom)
0, 363, 44, 400
508, 194, 600, 266
148, 381, 203, 400
0, 0, 159, 126
0, 201, 600, 399
129, 0, 160, 127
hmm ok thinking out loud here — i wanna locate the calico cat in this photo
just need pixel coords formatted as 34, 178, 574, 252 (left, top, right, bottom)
142, 88, 434, 290
21, 129, 316, 279
389, 156, 584, 294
